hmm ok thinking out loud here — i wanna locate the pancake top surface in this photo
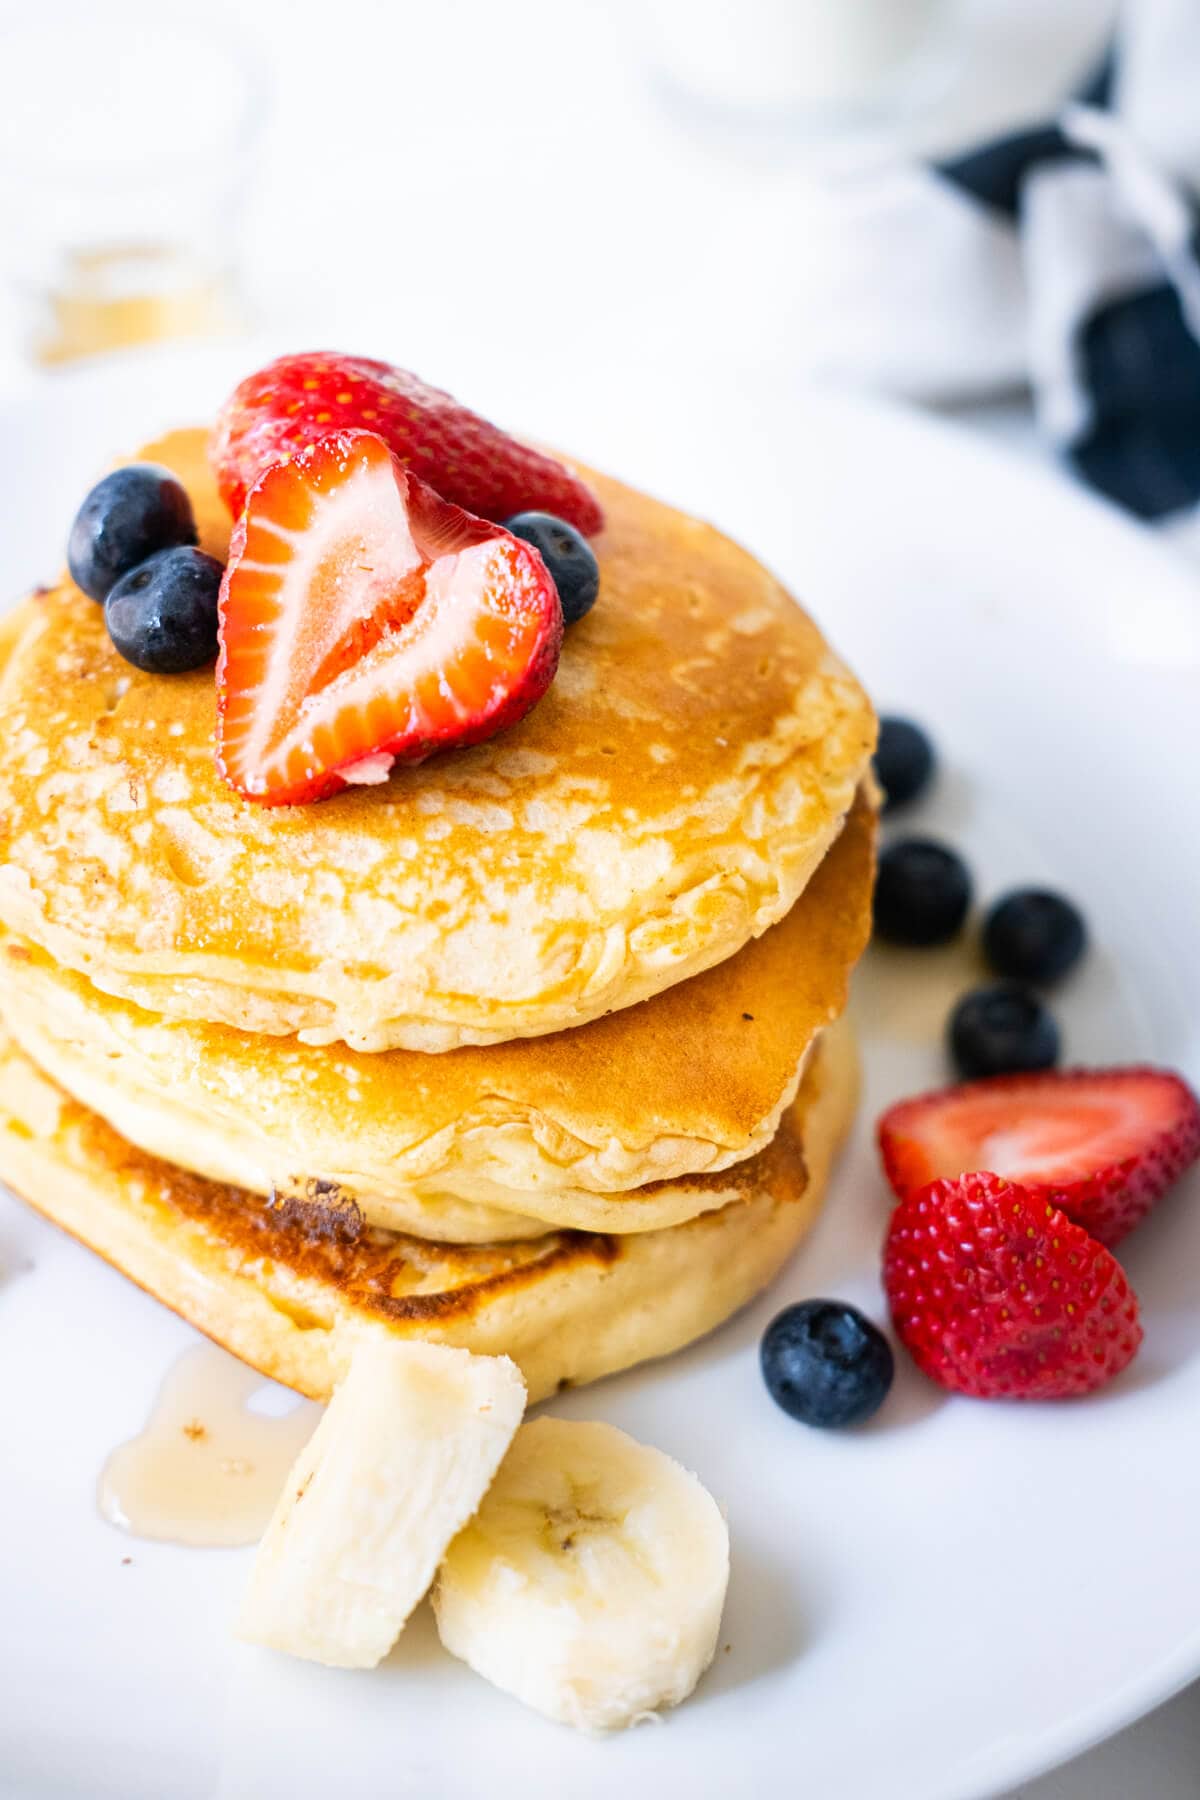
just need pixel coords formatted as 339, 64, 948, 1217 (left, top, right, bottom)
0, 429, 874, 1051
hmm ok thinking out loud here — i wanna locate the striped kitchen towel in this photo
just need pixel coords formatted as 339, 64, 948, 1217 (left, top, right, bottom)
815, 0, 1200, 520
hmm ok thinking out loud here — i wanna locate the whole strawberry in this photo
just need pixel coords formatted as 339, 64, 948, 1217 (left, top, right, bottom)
883, 1171, 1142, 1400
210, 352, 604, 534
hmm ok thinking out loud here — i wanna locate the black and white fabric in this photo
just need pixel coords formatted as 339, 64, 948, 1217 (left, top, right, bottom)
815, 0, 1200, 521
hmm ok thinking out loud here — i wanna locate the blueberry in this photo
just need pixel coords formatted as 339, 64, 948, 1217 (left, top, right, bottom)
104, 547, 223, 674
874, 716, 934, 812
983, 888, 1087, 985
761, 1300, 894, 1428
874, 838, 971, 946
67, 464, 197, 602
949, 982, 1060, 1079
503, 511, 599, 625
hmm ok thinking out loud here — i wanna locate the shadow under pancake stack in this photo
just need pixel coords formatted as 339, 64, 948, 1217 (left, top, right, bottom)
0, 427, 877, 1402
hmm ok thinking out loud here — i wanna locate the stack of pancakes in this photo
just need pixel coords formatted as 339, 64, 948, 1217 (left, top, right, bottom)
0, 431, 877, 1402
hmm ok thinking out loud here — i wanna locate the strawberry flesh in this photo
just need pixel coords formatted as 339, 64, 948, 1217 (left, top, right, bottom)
879, 1067, 1200, 1246
216, 430, 564, 805
884, 1171, 1143, 1399
210, 351, 604, 534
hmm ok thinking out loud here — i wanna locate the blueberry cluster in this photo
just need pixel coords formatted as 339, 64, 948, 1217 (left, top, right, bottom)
872, 716, 1087, 1079
759, 716, 1092, 1435
67, 466, 224, 673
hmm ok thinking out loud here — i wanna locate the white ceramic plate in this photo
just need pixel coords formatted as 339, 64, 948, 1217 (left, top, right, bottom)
1, 344, 1198, 1800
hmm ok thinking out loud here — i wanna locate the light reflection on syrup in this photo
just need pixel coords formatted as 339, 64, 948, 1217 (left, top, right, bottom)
98, 1343, 320, 1549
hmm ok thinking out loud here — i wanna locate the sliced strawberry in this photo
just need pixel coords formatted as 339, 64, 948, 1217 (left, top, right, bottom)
215, 430, 563, 806
210, 351, 604, 534
879, 1067, 1200, 1247
884, 1171, 1143, 1399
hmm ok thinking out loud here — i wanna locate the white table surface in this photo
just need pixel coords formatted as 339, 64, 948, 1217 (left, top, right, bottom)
3, 0, 1197, 1791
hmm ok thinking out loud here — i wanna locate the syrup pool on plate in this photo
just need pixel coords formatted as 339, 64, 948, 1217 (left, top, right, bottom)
98, 1342, 320, 1549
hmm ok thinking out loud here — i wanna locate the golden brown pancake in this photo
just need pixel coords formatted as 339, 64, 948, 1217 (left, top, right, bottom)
0, 793, 873, 1237
0, 1016, 857, 1403
0, 430, 875, 1052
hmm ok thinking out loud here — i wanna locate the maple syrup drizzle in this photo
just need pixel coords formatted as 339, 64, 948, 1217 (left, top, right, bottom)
98, 1343, 320, 1549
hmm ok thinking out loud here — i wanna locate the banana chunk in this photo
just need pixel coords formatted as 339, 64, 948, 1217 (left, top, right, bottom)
432, 1417, 730, 1731
238, 1337, 526, 1668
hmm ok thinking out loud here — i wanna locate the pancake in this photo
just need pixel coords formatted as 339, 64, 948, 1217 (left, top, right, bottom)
0, 429, 875, 1052
0, 1016, 857, 1404
0, 791, 874, 1238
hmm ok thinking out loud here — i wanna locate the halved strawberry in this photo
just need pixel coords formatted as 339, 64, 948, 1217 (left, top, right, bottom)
879, 1068, 1200, 1247
210, 351, 604, 534
215, 429, 563, 805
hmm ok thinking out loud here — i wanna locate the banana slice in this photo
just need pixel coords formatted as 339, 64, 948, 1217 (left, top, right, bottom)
432, 1417, 730, 1731
238, 1336, 526, 1668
